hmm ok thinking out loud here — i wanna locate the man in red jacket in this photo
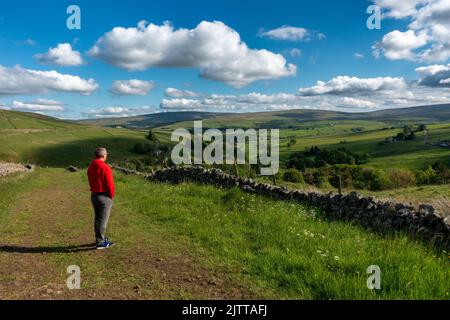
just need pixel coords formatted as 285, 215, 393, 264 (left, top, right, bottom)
87, 147, 115, 249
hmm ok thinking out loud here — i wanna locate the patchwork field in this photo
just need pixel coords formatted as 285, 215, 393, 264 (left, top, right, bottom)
152, 113, 450, 170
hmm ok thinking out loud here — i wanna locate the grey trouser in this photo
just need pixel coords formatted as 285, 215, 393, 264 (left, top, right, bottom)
91, 193, 113, 245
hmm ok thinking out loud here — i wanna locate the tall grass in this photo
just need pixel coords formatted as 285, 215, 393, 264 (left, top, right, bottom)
114, 173, 449, 299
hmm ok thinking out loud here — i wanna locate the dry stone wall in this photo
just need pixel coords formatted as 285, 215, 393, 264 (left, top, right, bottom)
0, 163, 34, 178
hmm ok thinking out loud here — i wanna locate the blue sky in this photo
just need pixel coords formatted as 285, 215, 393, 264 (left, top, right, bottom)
0, 0, 449, 119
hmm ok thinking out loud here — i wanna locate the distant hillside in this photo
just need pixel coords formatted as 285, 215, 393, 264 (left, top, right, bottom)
365, 104, 450, 122
77, 104, 450, 129
273, 103, 450, 123
0, 110, 146, 167
0, 110, 81, 129
78, 112, 230, 129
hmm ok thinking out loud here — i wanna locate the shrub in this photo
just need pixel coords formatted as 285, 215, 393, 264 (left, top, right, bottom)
302, 171, 315, 185
287, 147, 369, 170
387, 168, 416, 189
287, 139, 297, 148
283, 168, 304, 183
146, 130, 159, 142
329, 166, 354, 189
133, 159, 145, 171
292, 162, 448, 191
416, 167, 439, 185
432, 160, 446, 172
354, 153, 370, 165
438, 169, 450, 184
315, 148, 356, 166
131, 142, 156, 155
362, 168, 390, 191
313, 171, 328, 188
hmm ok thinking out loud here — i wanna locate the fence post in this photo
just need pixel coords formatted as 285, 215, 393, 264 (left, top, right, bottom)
234, 161, 239, 177
272, 174, 277, 186
338, 175, 342, 195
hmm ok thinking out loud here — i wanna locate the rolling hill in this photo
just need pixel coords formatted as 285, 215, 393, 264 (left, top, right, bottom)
77, 103, 450, 129
0, 109, 81, 130
78, 111, 231, 129
366, 103, 450, 122
0, 109, 147, 167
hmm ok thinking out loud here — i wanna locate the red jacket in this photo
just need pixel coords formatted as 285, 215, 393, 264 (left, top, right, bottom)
87, 159, 115, 199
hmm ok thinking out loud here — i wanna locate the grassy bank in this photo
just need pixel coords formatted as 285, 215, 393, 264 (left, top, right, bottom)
114, 172, 450, 299
0, 127, 147, 167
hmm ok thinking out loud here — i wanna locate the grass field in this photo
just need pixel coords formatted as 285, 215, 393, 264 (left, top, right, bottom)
0, 110, 147, 167
0, 110, 81, 130
154, 119, 450, 170
0, 169, 448, 299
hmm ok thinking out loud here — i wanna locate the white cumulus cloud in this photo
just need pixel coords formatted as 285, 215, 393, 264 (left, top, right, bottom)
373, 0, 450, 62
374, 0, 430, 19
339, 97, 377, 109
160, 98, 203, 110
0, 99, 65, 111
89, 20, 297, 88
374, 30, 428, 60
159, 86, 450, 113
416, 63, 450, 87
0, 65, 98, 96
111, 79, 155, 96
165, 87, 200, 98
35, 43, 83, 66
259, 26, 325, 42
82, 106, 157, 118
298, 76, 407, 95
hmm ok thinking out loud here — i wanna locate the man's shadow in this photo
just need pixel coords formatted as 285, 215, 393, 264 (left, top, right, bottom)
0, 243, 97, 254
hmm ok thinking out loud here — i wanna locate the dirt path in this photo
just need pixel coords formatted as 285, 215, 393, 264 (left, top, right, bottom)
0, 169, 254, 300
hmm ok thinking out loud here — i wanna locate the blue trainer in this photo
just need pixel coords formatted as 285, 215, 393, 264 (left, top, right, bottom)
96, 239, 115, 250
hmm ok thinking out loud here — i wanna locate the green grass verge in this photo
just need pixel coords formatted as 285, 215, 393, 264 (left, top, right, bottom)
0, 127, 147, 167
114, 173, 450, 299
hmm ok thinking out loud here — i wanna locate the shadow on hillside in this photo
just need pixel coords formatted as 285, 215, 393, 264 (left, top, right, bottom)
30, 136, 145, 168
119, 111, 222, 128
0, 243, 96, 254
